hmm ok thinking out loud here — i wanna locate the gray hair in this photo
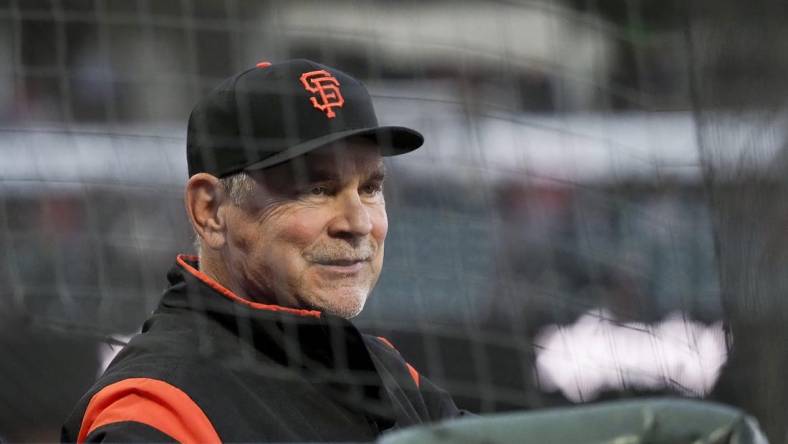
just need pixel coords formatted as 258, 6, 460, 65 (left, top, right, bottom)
194, 171, 257, 255
219, 171, 257, 206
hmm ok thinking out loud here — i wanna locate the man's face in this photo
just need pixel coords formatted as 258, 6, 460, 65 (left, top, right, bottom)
221, 142, 387, 318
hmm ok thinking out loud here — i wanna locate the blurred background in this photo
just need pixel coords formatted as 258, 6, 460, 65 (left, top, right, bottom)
1, 0, 787, 442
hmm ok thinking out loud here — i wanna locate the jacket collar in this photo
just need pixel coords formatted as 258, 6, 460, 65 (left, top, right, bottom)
159, 254, 396, 425
173, 254, 322, 318
155, 255, 402, 429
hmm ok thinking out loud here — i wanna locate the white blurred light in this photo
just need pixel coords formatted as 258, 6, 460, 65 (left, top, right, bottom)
97, 334, 135, 376
534, 309, 727, 402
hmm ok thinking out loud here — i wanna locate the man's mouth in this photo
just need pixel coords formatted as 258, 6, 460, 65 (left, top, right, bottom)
316, 258, 367, 266
313, 257, 369, 273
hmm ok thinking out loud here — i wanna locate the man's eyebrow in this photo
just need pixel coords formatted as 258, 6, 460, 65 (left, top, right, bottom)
302, 168, 339, 182
302, 162, 386, 182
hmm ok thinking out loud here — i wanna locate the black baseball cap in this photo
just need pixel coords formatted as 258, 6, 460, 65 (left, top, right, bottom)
186, 59, 423, 178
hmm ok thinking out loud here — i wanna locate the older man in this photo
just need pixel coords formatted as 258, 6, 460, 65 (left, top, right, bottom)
62, 59, 464, 442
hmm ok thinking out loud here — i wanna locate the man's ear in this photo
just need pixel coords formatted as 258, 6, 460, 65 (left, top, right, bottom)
185, 173, 226, 250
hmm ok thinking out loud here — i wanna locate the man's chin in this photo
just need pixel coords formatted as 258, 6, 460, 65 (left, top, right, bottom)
327, 303, 365, 319
306, 289, 368, 319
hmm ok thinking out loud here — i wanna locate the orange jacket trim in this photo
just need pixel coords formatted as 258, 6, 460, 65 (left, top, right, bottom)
77, 377, 220, 443
405, 363, 421, 389
376, 336, 421, 388
176, 254, 322, 318
376, 336, 396, 349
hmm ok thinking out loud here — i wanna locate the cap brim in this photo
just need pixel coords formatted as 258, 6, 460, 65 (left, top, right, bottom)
241, 126, 423, 172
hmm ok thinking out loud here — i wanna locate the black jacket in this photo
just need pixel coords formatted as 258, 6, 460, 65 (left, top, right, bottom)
62, 255, 462, 443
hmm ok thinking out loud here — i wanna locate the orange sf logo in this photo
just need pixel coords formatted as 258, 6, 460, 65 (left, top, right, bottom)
300, 70, 344, 119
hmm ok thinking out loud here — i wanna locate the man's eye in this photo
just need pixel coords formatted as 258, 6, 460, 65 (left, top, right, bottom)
362, 183, 383, 195
310, 186, 329, 195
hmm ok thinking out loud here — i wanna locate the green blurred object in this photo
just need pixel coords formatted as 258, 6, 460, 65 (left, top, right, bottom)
378, 398, 768, 444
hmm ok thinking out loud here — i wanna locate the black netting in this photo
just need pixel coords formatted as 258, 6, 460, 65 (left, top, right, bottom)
0, 1, 785, 442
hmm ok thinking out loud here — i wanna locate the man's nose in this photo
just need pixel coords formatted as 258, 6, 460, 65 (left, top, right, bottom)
328, 191, 373, 239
